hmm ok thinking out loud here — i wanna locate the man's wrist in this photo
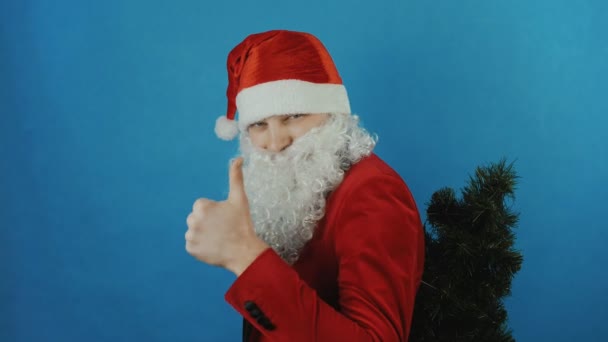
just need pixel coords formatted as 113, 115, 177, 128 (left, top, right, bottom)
226, 238, 270, 277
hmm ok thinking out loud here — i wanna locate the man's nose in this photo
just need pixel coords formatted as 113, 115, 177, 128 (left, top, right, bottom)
266, 126, 292, 153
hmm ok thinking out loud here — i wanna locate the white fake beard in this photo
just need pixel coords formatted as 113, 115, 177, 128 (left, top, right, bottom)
238, 113, 376, 265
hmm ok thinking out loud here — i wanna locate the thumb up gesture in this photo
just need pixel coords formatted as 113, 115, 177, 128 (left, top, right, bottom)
185, 157, 269, 276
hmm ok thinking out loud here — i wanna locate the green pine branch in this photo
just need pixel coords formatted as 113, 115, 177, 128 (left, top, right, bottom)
410, 158, 523, 342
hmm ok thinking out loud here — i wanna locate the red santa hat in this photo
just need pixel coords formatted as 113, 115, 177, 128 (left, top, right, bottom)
214, 30, 351, 140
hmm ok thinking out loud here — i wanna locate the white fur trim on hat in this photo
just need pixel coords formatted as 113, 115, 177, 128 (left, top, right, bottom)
235, 80, 351, 130
215, 115, 239, 140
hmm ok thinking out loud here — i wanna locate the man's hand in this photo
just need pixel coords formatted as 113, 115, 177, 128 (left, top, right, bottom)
185, 157, 269, 276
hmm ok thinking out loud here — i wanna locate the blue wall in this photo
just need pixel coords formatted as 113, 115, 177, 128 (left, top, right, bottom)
2, 1, 606, 341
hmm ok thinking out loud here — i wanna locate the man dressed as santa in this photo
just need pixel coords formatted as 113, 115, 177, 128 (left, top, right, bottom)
185, 30, 425, 342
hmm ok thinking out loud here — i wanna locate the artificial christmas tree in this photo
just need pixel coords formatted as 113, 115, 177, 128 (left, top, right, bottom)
410, 159, 523, 342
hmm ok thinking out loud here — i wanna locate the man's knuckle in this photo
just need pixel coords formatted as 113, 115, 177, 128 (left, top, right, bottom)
186, 213, 196, 226
194, 198, 211, 212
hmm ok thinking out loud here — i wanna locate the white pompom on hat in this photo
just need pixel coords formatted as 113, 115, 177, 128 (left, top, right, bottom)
214, 115, 239, 141
215, 29, 351, 140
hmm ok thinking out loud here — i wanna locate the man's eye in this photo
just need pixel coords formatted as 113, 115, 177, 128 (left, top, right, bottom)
289, 114, 307, 120
248, 122, 266, 130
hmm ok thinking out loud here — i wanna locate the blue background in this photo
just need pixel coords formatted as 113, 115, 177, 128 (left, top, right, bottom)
2, 0, 607, 341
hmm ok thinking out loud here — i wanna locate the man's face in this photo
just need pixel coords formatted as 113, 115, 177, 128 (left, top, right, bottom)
246, 113, 329, 152
238, 113, 376, 264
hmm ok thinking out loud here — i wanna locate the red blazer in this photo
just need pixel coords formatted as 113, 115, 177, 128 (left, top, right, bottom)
225, 153, 425, 341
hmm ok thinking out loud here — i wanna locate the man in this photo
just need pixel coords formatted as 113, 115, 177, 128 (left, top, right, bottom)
185, 30, 425, 341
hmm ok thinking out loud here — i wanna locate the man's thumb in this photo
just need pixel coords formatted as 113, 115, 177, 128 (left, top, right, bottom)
228, 157, 247, 203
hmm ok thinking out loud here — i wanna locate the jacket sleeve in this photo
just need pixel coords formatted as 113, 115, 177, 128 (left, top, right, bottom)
224, 173, 425, 341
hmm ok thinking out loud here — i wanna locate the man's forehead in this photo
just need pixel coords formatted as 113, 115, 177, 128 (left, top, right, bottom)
262, 113, 310, 120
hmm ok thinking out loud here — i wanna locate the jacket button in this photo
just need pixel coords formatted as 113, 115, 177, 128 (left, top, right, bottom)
257, 316, 276, 331
248, 307, 262, 318
244, 301, 258, 311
